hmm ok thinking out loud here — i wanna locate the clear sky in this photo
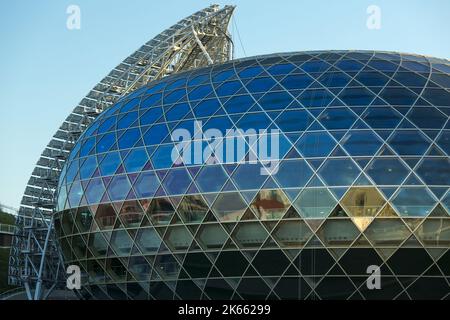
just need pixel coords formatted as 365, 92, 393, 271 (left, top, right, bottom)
0, 0, 449, 210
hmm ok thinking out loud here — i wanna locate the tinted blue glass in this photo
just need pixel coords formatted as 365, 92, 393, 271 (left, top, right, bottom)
212, 69, 234, 82
341, 131, 382, 156
193, 99, 221, 117
275, 110, 313, 132
237, 113, 272, 131
259, 92, 293, 110
188, 74, 209, 86
232, 163, 268, 190
267, 63, 296, 76
99, 152, 121, 176
319, 158, 360, 186
143, 124, 169, 145
296, 132, 336, 157
117, 112, 138, 129
388, 131, 430, 155
195, 165, 228, 192
188, 85, 212, 100
120, 98, 140, 113
108, 175, 131, 201
140, 107, 162, 126
362, 107, 402, 128
97, 117, 116, 134
301, 60, 330, 72
355, 72, 389, 87
151, 144, 176, 169
407, 107, 447, 129
164, 89, 185, 104
380, 88, 417, 106
416, 158, 450, 186
80, 137, 95, 157
80, 156, 97, 180
203, 116, 233, 135
238, 66, 263, 78
394, 72, 427, 87
298, 89, 334, 108
368, 60, 398, 72
118, 128, 140, 149
134, 172, 160, 198
274, 159, 313, 188
142, 93, 162, 108
335, 59, 364, 72
318, 72, 351, 87
392, 187, 436, 217
422, 88, 450, 106
123, 148, 148, 173
318, 108, 357, 130
246, 77, 276, 93
436, 131, 450, 156
365, 158, 409, 185
96, 133, 115, 153
162, 168, 191, 195
68, 181, 83, 207
65, 160, 79, 183
216, 81, 242, 96
166, 79, 186, 91
280, 74, 313, 90
166, 103, 191, 122
85, 178, 105, 204
338, 87, 375, 106
223, 95, 254, 114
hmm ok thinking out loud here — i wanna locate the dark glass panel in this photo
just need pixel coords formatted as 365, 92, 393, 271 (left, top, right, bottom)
280, 74, 313, 90
140, 107, 163, 126
338, 87, 375, 106
416, 158, 450, 186
143, 124, 169, 146
379, 88, 417, 106
362, 107, 402, 128
365, 158, 409, 185
96, 133, 115, 153
99, 152, 121, 176
223, 94, 255, 114
392, 187, 437, 217
193, 99, 221, 117
319, 158, 360, 186
117, 111, 138, 129
118, 128, 140, 149
274, 159, 313, 188
246, 77, 276, 93
388, 130, 430, 155
212, 192, 247, 221
147, 198, 174, 226
134, 171, 159, 198
123, 148, 147, 173
407, 107, 447, 129
165, 103, 190, 122
341, 131, 382, 156
195, 165, 228, 193
177, 195, 208, 223
162, 168, 191, 195
296, 131, 336, 157
107, 175, 131, 201
275, 109, 312, 132
318, 108, 357, 130
136, 228, 161, 254
298, 89, 334, 108
259, 91, 293, 110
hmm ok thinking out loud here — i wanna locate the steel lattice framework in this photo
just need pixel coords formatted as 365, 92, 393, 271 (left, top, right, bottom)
8, 4, 235, 300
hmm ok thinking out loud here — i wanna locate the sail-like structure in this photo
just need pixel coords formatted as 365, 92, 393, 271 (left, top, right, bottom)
8, 4, 235, 300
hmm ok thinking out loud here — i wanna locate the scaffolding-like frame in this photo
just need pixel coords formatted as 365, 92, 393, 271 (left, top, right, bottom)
8, 4, 235, 300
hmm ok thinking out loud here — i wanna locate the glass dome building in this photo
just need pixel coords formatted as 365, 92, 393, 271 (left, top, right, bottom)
55, 51, 450, 300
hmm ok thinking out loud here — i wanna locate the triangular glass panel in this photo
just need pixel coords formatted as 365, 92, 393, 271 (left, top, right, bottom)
329, 204, 348, 218
427, 145, 445, 156
402, 234, 422, 248
403, 218, 423, 232
379, 187, 397, 199
404, 174, 422, 186
378, 204, 398, 217
305, 234, 324, 248
353, 234, 371, 247
283, 207, 300, 219
429, 187, 448, 200
329, 187, 348, 200
428, 204, 448, 217
330, 146, 347, 157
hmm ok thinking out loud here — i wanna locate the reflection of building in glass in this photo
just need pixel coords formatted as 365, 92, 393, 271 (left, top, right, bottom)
54, 49, 450, 300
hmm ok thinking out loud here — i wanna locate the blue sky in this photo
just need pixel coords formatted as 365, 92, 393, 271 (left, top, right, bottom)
0, 0, 449, 209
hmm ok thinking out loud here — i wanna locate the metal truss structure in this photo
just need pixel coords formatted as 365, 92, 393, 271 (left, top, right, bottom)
8, 4, 235, 300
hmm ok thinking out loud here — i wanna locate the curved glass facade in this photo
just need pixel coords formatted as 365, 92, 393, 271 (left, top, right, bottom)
55, 51, 450, 300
